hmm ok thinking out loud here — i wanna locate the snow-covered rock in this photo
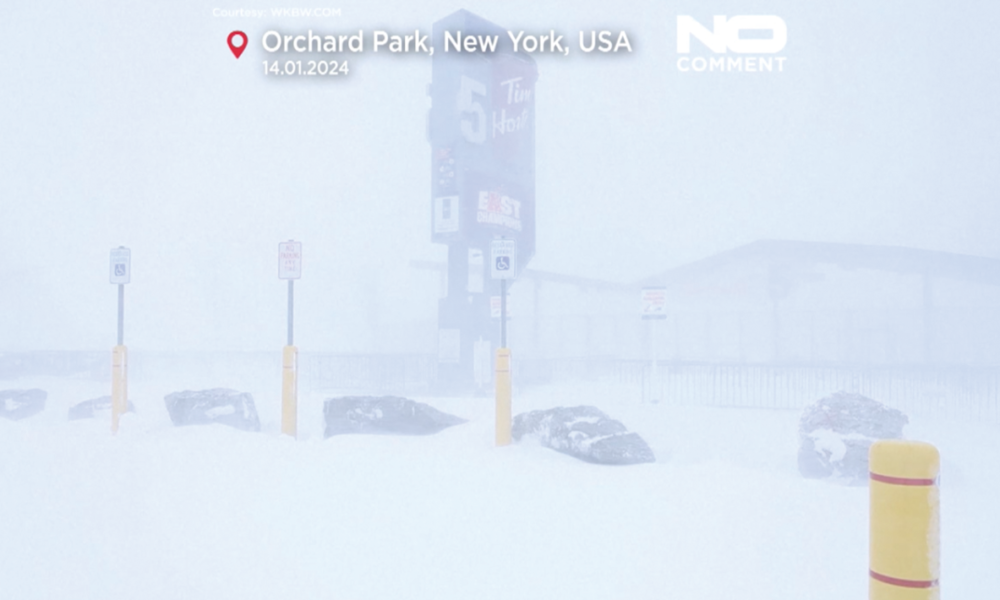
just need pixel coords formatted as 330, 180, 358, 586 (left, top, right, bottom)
0, 388, 46, 421
797, 391, 908, 484
323, 396, 466, 437
512, 405, 655, 465
164, 389, 260, 432
68, 395, 135, 420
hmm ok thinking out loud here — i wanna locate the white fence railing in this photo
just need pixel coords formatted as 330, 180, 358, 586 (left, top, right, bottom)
5, 351, 998, 423
637, 363, 1000, 423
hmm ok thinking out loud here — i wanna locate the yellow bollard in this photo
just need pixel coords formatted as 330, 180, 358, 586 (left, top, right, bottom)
869, 440, 940, 600
495, 348, 511, 446
281, 345, 298, 438
111, 345, 128, 434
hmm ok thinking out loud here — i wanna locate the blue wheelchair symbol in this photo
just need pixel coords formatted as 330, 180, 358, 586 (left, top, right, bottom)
115, 264, 126, 276
496, 256, 510, 271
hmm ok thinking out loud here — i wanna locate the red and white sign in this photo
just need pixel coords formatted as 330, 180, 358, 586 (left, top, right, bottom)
640, 287, 667, 320
490, 295, 512, 319
278, 241, 302, 280
477, 190, 522, 232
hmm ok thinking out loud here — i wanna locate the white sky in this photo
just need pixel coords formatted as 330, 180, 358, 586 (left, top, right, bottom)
1, 0, 998, 351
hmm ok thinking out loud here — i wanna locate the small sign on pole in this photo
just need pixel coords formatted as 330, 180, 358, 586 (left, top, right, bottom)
278, 240, 301, 438
641, 287, 667, 404
640, 287, 668, 320
278, 241, 302, 280
108, 246, 130, 434
490, 295, 512, 319
490, 239, 516, 280
490, 236, 515, 435
110, 247, 131, 284
433, 195, 460, 234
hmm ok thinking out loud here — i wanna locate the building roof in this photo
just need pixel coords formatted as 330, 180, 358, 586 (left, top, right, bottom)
636, 240, 1000, 288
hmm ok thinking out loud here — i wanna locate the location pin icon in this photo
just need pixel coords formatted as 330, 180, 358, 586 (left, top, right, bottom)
228, 31, 247, 59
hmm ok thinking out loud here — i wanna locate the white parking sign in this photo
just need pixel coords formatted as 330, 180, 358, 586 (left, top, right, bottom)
109, 247, 131, 284
490, 239, 516, 280
640, 288, 667, 320
278, 241, 302, 280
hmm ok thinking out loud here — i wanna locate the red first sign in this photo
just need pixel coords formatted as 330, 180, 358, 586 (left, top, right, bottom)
278, 241, 302, 280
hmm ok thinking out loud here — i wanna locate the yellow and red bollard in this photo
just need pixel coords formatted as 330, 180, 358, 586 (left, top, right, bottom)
281, 345, 298, 438
869, 439, 940, 599
111, 345, 128, 434
495, 348, 511, 446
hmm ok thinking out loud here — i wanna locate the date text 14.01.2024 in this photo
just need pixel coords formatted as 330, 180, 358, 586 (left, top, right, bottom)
263, 60, 349, 76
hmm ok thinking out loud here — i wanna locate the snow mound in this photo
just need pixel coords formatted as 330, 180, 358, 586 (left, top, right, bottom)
513, 405, 655, 465
797, 391, 907, 484
164, 388, 260, 432
68, 395, 135, 420
0, 388, 46, 421
323, 395, 467, 437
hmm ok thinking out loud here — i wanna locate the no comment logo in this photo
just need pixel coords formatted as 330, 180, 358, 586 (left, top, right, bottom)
676, 15, 787, 73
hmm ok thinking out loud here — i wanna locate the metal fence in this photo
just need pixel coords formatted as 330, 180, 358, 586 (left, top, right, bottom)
124, 352, 437, 395
0, 351, 107, 381
4, 351, 998, 423
637, 363, 1000, 422
507, 356, 1000, 423
299, 353, 436, 394
0, 351, 437, 396
514, 356, 646, 387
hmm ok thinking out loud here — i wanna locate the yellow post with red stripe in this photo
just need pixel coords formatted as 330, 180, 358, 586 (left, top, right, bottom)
111, 345, 128, 434
495, 348, 511, 446
281, 345, 298, 438
869, 439, 940, 600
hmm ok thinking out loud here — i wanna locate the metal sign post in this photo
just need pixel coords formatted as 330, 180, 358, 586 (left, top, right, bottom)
109, 247, 131, 434
490, 238, 516, 445
641, 288, 668, 403
491, 239, 516, 347
500, 279, 507, 347
287, 280, 294, 346
278, 240, 302, 438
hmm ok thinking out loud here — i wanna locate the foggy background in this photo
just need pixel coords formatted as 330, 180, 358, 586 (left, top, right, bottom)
1, 0, 998, 353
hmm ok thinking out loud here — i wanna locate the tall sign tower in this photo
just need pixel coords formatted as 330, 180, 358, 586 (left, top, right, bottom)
428, 10, 538, 390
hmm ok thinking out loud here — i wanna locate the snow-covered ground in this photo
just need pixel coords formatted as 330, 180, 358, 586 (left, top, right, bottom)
1, 375, 997, 599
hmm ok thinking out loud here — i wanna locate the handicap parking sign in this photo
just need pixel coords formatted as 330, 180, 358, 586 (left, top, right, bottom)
490, 240, 516, 280
109, 247, 131, 284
